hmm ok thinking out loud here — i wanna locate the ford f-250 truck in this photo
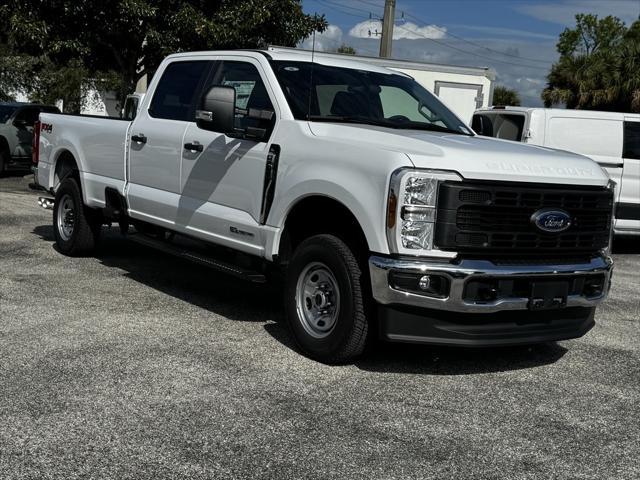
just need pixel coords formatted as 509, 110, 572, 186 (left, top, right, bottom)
33, 48, 614, 363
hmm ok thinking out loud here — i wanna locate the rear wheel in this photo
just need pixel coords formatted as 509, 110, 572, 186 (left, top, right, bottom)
285, 234, 369, 363
53, 178, 101, 256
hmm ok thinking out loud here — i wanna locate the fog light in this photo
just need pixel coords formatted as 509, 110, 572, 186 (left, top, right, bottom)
389, 272, 450, 298
418, 275, 431, 291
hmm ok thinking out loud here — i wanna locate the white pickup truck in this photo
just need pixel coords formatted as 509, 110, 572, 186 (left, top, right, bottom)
33, 48, 615, 363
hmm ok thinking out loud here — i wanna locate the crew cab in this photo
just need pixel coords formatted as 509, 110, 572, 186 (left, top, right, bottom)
0, 102, 59, 174
33, 48, 615, 363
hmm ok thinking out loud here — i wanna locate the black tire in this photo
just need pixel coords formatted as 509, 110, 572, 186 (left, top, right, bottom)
53, 177, 101, 256
285, 234, 369, 364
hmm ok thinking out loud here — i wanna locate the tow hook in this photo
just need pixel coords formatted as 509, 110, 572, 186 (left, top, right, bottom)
38, 197, 55, 210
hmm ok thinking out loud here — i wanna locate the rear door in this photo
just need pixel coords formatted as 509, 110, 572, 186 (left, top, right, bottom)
127, 59, 212, 226
178, 57, 278, 255
618, 118, 640, 230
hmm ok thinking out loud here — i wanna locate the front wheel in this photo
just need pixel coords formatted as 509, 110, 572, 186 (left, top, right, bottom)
285, 234, 370, 363
53, 178, 101, 256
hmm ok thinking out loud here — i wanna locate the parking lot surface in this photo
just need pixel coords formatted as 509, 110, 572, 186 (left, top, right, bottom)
1, 174, 638, 479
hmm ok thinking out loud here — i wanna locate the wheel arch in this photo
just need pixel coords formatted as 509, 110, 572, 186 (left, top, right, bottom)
277, 194, 372, 264
50, 149, 85, 199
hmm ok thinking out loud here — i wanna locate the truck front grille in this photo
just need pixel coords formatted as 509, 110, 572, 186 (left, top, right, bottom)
435, 181, 613, 254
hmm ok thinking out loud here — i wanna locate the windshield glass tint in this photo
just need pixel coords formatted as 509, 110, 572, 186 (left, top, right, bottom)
0, 106, 18, 123
271, 61, 471, 134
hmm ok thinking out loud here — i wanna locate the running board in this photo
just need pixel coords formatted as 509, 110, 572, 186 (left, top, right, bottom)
128, 233, 266, 283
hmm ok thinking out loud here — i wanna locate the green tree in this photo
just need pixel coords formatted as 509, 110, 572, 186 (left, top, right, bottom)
492, 86, 521, 106
4, 0, 326, 110
542, 13, 640, 112
336, 44, 357, 55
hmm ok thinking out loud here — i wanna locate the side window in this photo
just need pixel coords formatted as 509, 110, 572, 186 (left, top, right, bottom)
472, 114, 494, 137
623, 121, 640, 159
149, 61, 209, 121
210, 61, 275, 134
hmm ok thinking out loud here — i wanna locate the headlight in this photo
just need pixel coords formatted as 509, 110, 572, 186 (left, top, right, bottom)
387, 168, 462, 256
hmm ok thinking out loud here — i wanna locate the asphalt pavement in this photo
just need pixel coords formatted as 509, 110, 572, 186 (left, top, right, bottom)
0, 173, 638, 479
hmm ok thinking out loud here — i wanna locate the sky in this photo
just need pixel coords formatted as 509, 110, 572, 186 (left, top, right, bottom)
300, 0, 640, 106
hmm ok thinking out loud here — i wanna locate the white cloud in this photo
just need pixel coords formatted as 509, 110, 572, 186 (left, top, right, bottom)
348, 20, 447, 40
516, 0, 640, 26
300, 24, 344, 52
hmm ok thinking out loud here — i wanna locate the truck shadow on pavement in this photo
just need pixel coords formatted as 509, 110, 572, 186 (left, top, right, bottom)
32, 225, 283, 324
33, 224, 569, 373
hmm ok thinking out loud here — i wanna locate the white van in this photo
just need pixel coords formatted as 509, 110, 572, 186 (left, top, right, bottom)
472, 107, 640, 236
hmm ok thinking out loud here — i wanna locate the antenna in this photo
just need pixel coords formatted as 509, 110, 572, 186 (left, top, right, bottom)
307, 13, 317, 121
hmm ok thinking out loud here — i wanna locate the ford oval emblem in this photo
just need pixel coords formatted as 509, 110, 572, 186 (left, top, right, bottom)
531, 209, 572, 233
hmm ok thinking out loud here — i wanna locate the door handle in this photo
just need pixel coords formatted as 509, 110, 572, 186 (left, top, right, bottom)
184, 142, 203, 152
131, 133, 147, 144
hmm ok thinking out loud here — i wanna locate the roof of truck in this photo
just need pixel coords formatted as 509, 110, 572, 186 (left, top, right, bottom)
165, 47, 495, 78
166, 49, 403, 75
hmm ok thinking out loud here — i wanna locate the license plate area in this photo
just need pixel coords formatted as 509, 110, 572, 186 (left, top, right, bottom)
528, 281, 569, 311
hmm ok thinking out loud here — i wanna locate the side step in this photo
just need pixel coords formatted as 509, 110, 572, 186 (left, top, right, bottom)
128, 233, 267, 283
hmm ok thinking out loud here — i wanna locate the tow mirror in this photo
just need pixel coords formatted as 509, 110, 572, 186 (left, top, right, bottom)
196, 85, 236, 135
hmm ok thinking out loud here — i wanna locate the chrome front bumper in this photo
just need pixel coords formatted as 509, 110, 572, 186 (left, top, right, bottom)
369, 255, 613, 314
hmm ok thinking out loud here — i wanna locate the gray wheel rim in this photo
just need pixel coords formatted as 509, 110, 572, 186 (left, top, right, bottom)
295, 262, 341, 339
56, 193, 75, 241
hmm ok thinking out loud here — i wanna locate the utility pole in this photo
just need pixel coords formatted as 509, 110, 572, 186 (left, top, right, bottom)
379, 0, 396, 58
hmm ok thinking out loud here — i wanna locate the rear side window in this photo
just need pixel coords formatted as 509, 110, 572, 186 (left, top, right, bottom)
472, 113, 524, 141
623, 121, 640, 159
150, 61, 209, 121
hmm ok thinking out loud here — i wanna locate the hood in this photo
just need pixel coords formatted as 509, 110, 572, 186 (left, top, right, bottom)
309, 123, 609, 187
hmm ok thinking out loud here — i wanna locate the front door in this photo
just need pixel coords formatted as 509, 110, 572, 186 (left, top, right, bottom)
178, 58, 278, 255
127, 59, 212, 226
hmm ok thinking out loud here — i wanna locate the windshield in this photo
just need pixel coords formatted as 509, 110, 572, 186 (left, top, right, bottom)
0, 106, 18, 123
271, 61, 472, 135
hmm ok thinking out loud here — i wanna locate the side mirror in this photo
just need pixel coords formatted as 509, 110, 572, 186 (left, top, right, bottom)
196, 85, 236, 134
13, 119, 28, 128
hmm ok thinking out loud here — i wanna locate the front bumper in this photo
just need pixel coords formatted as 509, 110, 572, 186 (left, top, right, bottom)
369, 254, 613, 346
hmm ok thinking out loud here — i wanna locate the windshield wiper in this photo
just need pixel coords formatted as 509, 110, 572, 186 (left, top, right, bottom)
307, 115, 472, 136
394, 121, 473, 136
307, 115, 396, 129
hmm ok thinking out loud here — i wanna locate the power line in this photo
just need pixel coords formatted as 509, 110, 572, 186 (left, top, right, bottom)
392, 22, 548, 69
315, 0, 550, 69
351, 0, 552, 64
